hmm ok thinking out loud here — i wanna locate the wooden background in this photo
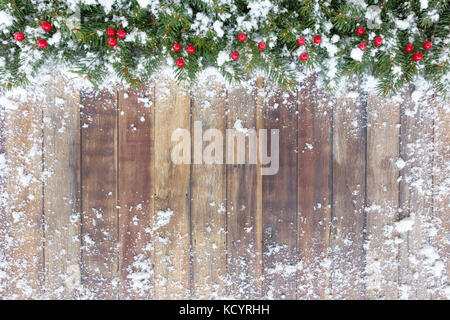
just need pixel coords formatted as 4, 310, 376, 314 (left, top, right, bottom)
0, 72, 448, 299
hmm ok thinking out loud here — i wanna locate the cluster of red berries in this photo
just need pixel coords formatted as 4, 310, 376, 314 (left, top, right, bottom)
296, 34, 322, 61
173, 32, 267, 67
106, 28, 126, 47
230, 32, 267, 61
354, 27, 383, 51
171, 43, 196, 67
354, 26, 431, 62
405, 41, 432, 61
13, 21, 52, 48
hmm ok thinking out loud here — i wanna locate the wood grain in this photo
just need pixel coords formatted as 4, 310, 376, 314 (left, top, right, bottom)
226, 82, 262, 299
2, 93, 43, 299
365, 93, 400, 299
117, 86, 153, 299
297, 75, 332, 299
81, 89, 119, 299
398, 87, 437, 299
0, 78, 447, 300
0, 91, 7, 297
152, 78, 191, 299
330, 86, 366, 299
431, 96, 450, 299
261, 81, 298, 299
42, 72, 81, 299
190, 75, 227, 299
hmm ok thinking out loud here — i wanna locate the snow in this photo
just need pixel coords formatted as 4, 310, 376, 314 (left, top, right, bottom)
395, 158, 406, 170
212, 20, 224, 38
233, 119, 248, 133
153, 209, 174, 231
395, 217, 414, 233
136, 0, 154, 8
217, 51, 229, 66
0, 10, 14, 31
350, 47, 364, 62
420, 0, 429, 11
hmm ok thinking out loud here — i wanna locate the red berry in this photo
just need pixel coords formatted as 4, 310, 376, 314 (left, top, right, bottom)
358, 42, 367, 51
374, 37, 383, 46
176, 58, 185, 67
413, 52, 423, 61
299, 52, 308, 61
41, 21, 52, 32
258, 42, 266, 50
296, 37, 305, 45
313, 35, 322, 44
106, 28, 115, 37
107, 37, 117, 47
238, 33, 246, 42
37, 39, 48, 48
423, 41, 432, 50
117, 29, 126, 39
14, 32, 24, 42
356, 27, 365, 36
231, 51, 239, 60
404, 43, 414, 53
172, 43, 181, 52
186, 45, 195, 54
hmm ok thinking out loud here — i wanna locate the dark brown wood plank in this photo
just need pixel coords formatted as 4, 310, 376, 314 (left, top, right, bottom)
117, 86, 153, 299
226, 83, 262, 299
152, 77, 191, 299
191, 75, 227, 299
81, 89, 119, 299
43, 73, 81, 298
2, 93, 43, 298
365, 93, 400, 299
330, 87, 366, 299
297, 75, 332, 299
261, 81, 298, 299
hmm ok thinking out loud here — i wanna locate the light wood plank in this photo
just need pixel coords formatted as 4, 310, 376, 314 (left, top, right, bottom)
431, 96, 450, 299
297, 75, 332, 299
226, 82, 262, 299
117, 86, 153, 299
152, 77, 191, 299
42, 72, 81, 299
2, 92, 43, 299
81, 89, 119, 299
191, 75, 227, 299
330, 86, 366, 299
261, 81, 298, 299
0, 91, 7, 297
398, 87, 439, 299
365, 93, 400, 299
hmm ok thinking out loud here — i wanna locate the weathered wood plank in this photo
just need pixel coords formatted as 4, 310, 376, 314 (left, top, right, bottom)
330, 87, 366, 299
42, 73, 81, 299
80, 89, 119, 299
431, 96, 450, 299
191, 75, 227, 299
365, 93, 400, 299
226, 83, 262, 299
261, 81, 298, 299
152, 78, 191, 299
0, 91, 7, 297
2, 92, 43, 299
398, 87, 438, 299
117, 86, 153, 299
297, 75, 332, 299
